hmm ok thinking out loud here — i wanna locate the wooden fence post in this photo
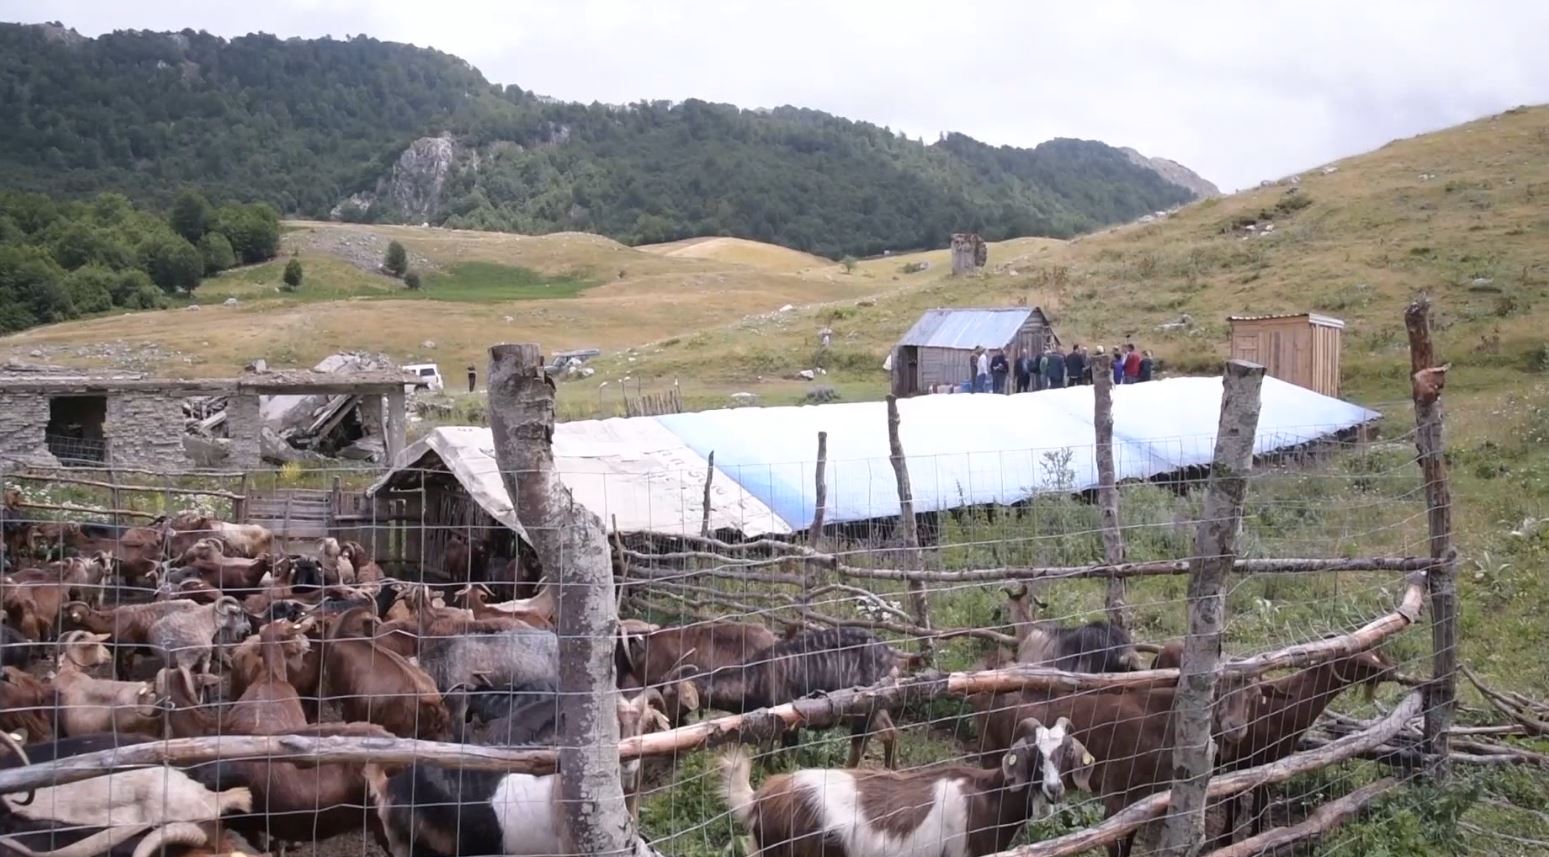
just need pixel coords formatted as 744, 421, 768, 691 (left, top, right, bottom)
886, 395, 934, 664
1093, 353, 1130, 629
700, 451, 715, 538
487, 343, 640, 857
1405, 297, 1458, 774
1158, 359, 1265, 857
810, 432, 828, 551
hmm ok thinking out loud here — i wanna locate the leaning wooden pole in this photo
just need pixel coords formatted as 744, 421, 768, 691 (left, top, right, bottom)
886, 395, 934, 665
1405, 297, 1458, 775
810, 431, 828, 550
1092, 352, 1130, 629
1157, 359, 1266, 857
700, 450, 715, 538
488, 343, 638, 857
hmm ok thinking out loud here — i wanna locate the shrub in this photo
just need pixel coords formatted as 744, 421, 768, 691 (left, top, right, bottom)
802, 385, 840, 405
141, 234, 203, 293
282, 258, 304, 290
403, 269, 422, 290
384, 241, 408, 277
840, 255, 857, 273
198, 232, 236, 275
900, 261, 930, 274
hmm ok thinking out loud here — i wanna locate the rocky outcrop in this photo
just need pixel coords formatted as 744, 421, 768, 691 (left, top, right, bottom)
1120, 148, 1220, 199
332, 134, 459, 222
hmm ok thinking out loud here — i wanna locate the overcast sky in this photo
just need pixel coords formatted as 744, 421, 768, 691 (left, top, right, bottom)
6, 0, 1547, 191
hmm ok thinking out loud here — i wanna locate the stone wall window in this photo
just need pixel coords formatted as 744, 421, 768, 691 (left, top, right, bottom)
46, 395, 108, 465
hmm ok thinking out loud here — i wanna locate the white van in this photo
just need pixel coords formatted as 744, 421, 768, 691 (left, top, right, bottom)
403, 363, 444, 392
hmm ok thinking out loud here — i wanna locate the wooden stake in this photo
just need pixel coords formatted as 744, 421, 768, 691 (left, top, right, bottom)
1092, 353, 1129, 629
810, 431, 828, 550
487, 343, 637, 857
885, 395, 934, 665
1159, 359, 1266, 857
700, 450, 715, 538
1405, 297, 1458, 776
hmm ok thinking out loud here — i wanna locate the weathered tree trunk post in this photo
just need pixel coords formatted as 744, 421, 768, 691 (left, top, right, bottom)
487, 343, 639, 857
810, 432, 829, 551
1093, 353, 1130, 629
1157, 359, 1265, 857
1405, 297, 1458, 775
699, 450, 715, 538
385, 388, 407, 466
886, 395, 935, 664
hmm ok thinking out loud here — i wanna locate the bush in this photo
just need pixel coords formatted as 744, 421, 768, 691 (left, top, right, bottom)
110, 270, 164, 309
63, 266, 116, 314
282, 258, 304, 290
900, 260, 930, 274
384, 241, 408, 277
801, 385, 840, 405
198, 232, 236, 275
212, 203, 280, 264
170, 189, 212, 243
840, 255, 857, 273
403, 269, 422, 289
140, 235, 203, 293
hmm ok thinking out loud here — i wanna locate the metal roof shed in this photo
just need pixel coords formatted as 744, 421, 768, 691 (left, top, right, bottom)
890, 307, 1056, 397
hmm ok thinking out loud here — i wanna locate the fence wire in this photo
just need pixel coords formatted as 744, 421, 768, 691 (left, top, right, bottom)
0, 423, 1536, 857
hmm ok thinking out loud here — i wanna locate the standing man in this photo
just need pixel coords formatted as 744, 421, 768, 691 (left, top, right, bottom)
466, 365, 477, 393
990, 349, 1010, 395
1044, 343, 1067, 389
975, 347, 991, 393
1014, 349, 1034, 393
1123, 344, 1142, 384
1113, 347, 1126, 385
1064, 344, 1086, 389
1139, 350, 1155, 382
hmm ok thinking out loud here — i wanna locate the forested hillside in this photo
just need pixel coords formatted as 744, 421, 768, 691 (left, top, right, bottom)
0, 22, 1208, 258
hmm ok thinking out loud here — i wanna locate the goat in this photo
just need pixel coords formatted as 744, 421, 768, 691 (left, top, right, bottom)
166, 514, 272, 560
47, 631, 162, 738
2, 571, 73, 642
318, 606, 452, 739
618, 620, 779, 724
338, 540, 382, 587
72, 522, 169, 588
163, 541, 271, 592
363, 689, 670, 857
721, 717, 1092, 857
679, 627, 920, 769
441, 534, 490, 583
149, 597, 248, 677
0, 627, 41, 669
450, 582, 555, 627
973, 676, 1278, 857
63, 600, 203, 679
0, 668, 53, 743
222, 618, 315, 735
1000, 585, 1141, 673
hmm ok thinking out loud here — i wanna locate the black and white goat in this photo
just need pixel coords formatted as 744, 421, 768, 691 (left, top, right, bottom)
721, 716, 1093, 857
363, 690, 670, 857
1002, 585, 1141, 673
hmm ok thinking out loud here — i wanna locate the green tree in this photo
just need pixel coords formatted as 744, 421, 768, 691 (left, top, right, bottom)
141, 235, 203, 293
403, 269, 422, 289
63, 265, 116, 313
198, 232, 236, 274
282, 257, 304, 290
170, 188, 213, 243
0, 245, 72, 333
384, 241, 408, 277
840, 255, 858, 273
110, 269, 164, 309
213, 203, 280, 264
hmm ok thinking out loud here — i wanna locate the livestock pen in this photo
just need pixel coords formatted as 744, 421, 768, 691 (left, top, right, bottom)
0, 300, 1545, 857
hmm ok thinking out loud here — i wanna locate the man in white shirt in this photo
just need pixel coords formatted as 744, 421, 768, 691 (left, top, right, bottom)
975, 348, 991, 393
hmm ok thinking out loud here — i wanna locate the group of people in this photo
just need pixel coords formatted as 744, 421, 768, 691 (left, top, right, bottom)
969, 342, 1153, 394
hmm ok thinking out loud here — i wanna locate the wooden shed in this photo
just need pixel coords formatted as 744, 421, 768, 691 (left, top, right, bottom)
1228, 313, 1345, 397
890, 307, 1057, 397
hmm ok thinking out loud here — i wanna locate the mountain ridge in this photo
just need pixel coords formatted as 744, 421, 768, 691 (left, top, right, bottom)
1, 21, 1211, 257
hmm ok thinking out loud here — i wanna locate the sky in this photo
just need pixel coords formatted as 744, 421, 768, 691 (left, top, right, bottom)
5, 0, 1548, 191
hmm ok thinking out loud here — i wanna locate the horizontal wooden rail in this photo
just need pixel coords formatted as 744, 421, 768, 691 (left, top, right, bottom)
8, 472, 244, 501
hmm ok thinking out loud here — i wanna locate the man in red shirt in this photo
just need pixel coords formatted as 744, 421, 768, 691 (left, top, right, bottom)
1122, 344, 1142, 384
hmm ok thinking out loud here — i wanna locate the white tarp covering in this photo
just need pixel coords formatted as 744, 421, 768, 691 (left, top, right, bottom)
369, 423, 788, 537
374, 376, 1377, 537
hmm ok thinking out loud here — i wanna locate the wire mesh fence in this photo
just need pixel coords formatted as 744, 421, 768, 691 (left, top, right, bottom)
0, 316, 1542, 857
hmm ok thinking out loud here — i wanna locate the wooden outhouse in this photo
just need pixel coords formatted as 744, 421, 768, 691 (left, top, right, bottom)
889, 307, 1057, 396
1227, 313, 1345, 397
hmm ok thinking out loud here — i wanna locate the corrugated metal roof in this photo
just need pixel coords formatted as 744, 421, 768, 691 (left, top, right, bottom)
1228, 313, 1346, 329
896, 307, 1037, 349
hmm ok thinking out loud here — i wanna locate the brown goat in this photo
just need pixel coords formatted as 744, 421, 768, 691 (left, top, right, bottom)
0, 666, 55, 742
223, 619, 315, 735
338, 540, 382, 586
974, 677, 1279, 857
451, 582, 556, 627
319, 606, 452, 738
3, 568, 73, 641
74, 521, 169, 587
620, 620, 779, 724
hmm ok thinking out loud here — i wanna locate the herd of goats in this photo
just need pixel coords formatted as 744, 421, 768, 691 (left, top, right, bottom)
0, 506, 1405, 857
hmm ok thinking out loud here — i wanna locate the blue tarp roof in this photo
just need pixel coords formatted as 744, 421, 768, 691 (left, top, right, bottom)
896, 307, 1038, 350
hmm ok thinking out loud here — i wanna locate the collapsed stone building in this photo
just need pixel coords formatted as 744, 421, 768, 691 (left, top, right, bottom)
0, 365, 413, 470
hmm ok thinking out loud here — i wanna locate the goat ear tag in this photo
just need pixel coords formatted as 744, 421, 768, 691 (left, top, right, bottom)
1082, 752, 1094, 766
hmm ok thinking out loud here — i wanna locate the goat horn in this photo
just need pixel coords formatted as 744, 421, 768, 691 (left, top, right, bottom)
0, 728, 32, 806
